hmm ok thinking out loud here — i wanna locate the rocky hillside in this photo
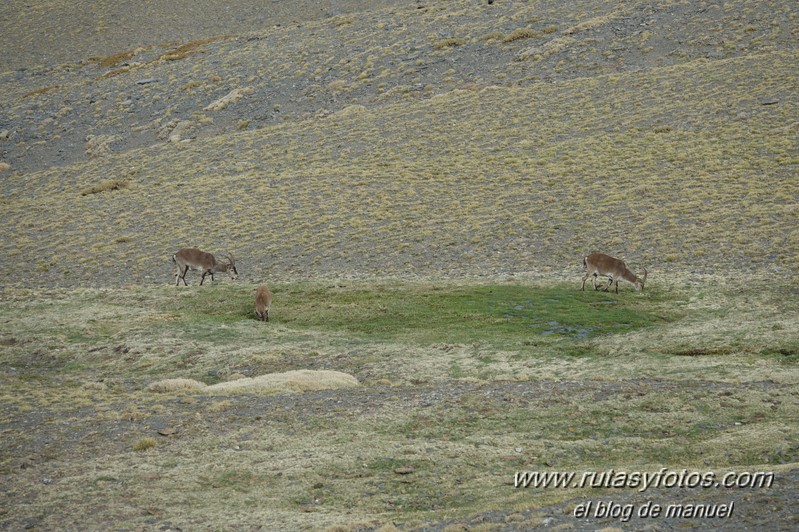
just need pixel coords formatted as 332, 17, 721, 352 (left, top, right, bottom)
1, 0, 797, 286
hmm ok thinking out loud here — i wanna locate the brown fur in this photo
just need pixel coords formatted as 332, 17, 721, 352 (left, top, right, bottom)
255, 284, 272, 321
172, 248, 237, 286
581, 253, 647, 293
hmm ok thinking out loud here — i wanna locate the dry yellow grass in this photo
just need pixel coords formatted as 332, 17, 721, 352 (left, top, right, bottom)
4, 48, 797, 287
147, 378, 206, 393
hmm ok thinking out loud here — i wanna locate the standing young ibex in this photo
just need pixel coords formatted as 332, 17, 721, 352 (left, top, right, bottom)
581, 253, 647, 293
255, 284, 272, 321
172, 248, 238, 286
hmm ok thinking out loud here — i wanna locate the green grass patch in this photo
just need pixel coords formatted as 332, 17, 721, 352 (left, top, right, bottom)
147, 281, 679, 372
268, 283, 670, 346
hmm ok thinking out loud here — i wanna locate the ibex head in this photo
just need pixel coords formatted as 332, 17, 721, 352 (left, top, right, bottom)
225, 253, 239, 280
635, 268, 648, 291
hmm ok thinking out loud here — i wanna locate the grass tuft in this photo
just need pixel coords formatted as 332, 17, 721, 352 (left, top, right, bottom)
503, 28, 538, 42
90, 50, 136, 68
79, 179, 129, 196
434, 37, 467, 49
133, 437, 157, 452
22, 85, 61, 99
157, 36, 232, 62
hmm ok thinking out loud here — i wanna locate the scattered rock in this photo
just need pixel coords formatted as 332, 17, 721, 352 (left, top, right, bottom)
148, 370, 360, 395
85, 134, 120, 159
157, 119, 196, 143
203, 87, 254, 112
147, 378, 206, 393
516, 36, 575, 61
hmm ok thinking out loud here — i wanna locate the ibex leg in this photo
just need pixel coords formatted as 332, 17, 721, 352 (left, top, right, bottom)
176, 265, 189, 286
601, 276, 612, 291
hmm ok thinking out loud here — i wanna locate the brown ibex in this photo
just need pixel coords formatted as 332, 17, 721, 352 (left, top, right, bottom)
255, 284, 273, 321
172, 248, 238, 286
581, 253, 647, 293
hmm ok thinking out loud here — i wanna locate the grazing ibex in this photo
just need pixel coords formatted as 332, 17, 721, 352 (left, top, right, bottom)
581, 253, 647, 293
255, 284, 272, 321
172, 248, 238, 286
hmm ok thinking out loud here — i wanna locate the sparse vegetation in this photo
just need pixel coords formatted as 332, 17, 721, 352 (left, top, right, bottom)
1, 0, 798, 529
503, 28, 538, 43
79, 179, 129, 196
133, 437, 157, 452
21, 84, 61, 99
434, 37, 468, 49
157, 36, 232, 62
90, 49, 136, 68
